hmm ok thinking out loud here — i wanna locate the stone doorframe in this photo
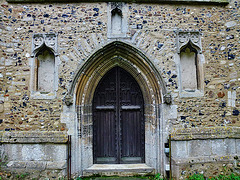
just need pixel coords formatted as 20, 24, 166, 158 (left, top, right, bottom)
63, 41, 171, 177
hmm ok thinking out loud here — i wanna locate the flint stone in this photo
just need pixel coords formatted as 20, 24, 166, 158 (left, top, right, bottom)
225, 21, 236, 28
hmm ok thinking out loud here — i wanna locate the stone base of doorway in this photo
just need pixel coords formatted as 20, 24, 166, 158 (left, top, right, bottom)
83, 164, 154, 177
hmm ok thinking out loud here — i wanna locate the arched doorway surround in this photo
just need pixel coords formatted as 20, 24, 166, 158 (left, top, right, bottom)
65, 41, 168, 176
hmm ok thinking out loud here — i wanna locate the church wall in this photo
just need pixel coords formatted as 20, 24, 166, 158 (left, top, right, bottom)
0, 0, 239, 179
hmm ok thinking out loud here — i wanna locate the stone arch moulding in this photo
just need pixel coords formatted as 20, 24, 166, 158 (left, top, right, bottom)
66, 41, 168, 105
64, 41, 171, 177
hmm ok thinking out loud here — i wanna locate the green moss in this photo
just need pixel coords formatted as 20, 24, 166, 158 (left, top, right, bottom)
186, 173, 240, 180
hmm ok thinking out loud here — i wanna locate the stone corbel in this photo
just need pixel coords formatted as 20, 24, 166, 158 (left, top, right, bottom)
177, 31, 202, 54
31, 33, 58, 57
65, 94, 73, 106
164, 93, 172, 105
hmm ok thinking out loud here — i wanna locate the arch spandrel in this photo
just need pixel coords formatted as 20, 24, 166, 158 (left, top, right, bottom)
65, 41, 167, 106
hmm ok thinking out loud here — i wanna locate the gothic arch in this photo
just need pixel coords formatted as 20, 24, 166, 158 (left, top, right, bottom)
66, 41, 169, 176
66, 41, 167, 107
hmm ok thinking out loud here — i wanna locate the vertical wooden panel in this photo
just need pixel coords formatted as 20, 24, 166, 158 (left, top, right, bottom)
120, 68, 145, 163
93, 68, 117, 164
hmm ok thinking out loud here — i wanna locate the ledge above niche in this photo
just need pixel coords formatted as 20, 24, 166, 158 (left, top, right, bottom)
6, 0, 228, 5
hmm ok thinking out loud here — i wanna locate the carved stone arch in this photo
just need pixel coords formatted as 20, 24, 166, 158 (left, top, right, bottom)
66, 41, 167, 106
31, 33, 58, 58
180, 41, 200, 53
66, 41, 169, 176
32, 43, 56, 58
177, 31, 202, 54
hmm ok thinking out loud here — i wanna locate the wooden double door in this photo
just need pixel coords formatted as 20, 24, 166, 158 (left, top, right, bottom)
93, 67, 145, 164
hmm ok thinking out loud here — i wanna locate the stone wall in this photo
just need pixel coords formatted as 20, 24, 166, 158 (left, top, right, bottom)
0, 0, 239, 131
0, 131, 68, 179
171, 127, 240, 179
0, 0, 239, 178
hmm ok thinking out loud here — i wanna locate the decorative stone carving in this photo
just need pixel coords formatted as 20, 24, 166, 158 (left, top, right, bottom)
65, 94, 73, 106
110, 2, 123, 10
32, 33, 58, 57
177, 31, 202, 54
164, 93, 172, 104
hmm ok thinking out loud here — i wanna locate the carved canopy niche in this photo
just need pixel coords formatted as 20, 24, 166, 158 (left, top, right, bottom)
32, 33, 58, 57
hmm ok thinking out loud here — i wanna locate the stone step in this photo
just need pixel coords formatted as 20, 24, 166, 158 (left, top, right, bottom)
83, 164, 154, 177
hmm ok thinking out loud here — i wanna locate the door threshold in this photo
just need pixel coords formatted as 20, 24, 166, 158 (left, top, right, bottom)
83, 164, 154, 177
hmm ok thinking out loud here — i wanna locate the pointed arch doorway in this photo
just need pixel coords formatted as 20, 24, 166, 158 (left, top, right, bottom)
65, 41, 169, 176
93, 67, 145, 164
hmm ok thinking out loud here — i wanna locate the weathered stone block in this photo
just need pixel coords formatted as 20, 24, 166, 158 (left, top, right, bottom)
46, 161, 66, 170
7, 144, 23, 161
7, 161, 27, 168
236, 139, 240, 155
26, 161, 46, 170
189, 140, 211, 157
1, 131, 68, 143
44, 144, 67, 161
22, 144, 45, 161
225, 139, 236, 155
171, 141, 188, 158
211, 139, 227, 156
169, 105, 178, 119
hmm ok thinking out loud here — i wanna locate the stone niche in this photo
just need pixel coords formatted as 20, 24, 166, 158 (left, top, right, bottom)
36, 48, 55, 92
175, 31, 205, 98
180, 46, 198, 90
107, 2, 128, 38
30, 33, 59, 99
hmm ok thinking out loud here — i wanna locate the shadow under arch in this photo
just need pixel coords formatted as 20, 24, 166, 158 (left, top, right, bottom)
66, 41, 167, 106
